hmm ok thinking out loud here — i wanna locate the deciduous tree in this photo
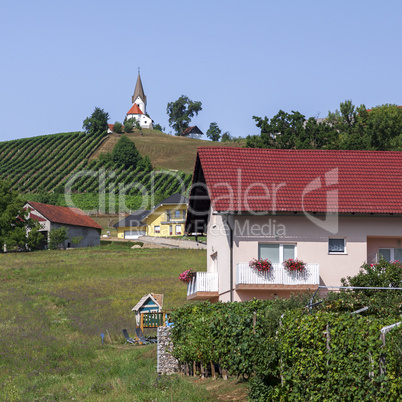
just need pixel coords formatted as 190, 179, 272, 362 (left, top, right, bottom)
166, 95, 202, 135
221, 131, 232, 142
82, 107, 109, 135
0, 181, 43, 252
206, 122, 221, 141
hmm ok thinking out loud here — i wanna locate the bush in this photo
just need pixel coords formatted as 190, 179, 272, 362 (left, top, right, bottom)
112, 135, 140, 168
49, 226, 69, 250
124, 120, 133, 133
113, 121, 123, 133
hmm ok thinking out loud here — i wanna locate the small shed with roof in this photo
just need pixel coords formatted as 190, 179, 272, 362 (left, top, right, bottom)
182, 126, 203, 139
132, 293, 164, 326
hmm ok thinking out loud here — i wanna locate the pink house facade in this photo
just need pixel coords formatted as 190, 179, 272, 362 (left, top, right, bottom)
185, 148, 402, 302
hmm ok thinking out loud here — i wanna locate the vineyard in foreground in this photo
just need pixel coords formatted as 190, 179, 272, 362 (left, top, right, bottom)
0, 131, 193, 212
171, 260, 402, 400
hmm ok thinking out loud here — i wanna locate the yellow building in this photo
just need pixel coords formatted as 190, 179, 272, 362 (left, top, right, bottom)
114, 193, 188, 239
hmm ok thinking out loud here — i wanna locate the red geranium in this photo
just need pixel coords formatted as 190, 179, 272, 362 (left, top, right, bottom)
179, 269, 195, 284
249, 258, 272, 273
283, 258, 306, 273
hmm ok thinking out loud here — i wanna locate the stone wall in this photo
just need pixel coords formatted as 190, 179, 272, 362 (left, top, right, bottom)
157, 327, 179, 374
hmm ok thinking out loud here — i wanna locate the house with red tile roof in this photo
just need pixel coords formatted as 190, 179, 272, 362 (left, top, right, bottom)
24, 201, 102, 249
185, 147, 402, 302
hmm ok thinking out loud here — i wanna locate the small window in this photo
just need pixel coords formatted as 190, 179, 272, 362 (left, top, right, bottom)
175, 225, 182, 235
328, 238, 346, 254
175, 210, 180, 218
183, 210, 186, 220
154, 225, 160, 234
166, 210, 171, 222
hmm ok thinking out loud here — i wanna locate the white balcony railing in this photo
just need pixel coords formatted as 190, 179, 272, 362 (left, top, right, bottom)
187, 272, 218, 296
236, 263, 319, 286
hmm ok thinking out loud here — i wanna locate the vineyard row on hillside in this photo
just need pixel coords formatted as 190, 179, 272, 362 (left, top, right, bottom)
0, 132, 193, 211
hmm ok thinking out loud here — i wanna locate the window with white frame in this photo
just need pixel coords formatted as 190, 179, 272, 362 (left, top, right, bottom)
378, 248, 402, 262
175, 225, 182, 235
258, 243, 295, 263
175, 210, 181, 219
154, 225, 160, 234
328, 238, 346, 254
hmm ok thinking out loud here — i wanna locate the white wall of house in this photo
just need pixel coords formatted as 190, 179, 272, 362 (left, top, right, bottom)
126, 114, 153, 129
207, 211, 231, 299
207, 212, 402, 302
186, 133, 203, 140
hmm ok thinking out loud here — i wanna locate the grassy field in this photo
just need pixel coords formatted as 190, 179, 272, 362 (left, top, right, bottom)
91, 130, 244, 173
0, 246, 250, 401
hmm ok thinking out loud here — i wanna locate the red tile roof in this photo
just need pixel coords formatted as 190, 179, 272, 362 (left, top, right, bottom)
194, 147, 402, 214
127, 103, 143, 115
26, 201, 102, 229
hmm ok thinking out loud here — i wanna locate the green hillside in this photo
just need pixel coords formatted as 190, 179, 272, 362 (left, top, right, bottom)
92, 129, 244, 173
0, 129, 242, 212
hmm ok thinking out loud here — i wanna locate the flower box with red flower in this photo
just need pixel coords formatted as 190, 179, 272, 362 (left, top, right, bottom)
283, 258, 306, 273
179, 269, 196, 284
249, 258, 272, 273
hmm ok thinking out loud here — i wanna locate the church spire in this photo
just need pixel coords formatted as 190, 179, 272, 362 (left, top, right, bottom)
132, 70, 147, 105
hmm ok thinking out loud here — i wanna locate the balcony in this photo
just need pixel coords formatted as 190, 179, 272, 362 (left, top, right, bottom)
187, 272, 219, 300
236, 262, 319, 290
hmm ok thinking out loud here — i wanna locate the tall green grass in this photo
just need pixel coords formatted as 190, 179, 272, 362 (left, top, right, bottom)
0, 247, 214, 400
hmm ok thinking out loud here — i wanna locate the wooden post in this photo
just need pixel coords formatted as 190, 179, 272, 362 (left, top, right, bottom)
210, 361, 216, 380
140, 313, 144, 333
222, 368, 228, 380
193, 361, 196, 377
379, 331, 387, 377
162, 311, 166, 327
326, 323, 331, 367
106, 329, 112, 344
200, 362, 205, 379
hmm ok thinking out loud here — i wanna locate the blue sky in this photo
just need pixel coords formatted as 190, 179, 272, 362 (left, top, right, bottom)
1, 0, 401, 142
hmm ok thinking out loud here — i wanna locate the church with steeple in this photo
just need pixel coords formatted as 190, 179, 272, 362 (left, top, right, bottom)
125, 71, 153, 129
